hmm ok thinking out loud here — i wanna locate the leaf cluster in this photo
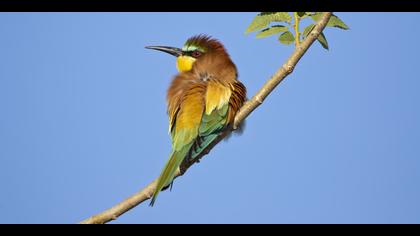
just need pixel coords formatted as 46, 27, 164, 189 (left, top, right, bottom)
245, 12, 349, 50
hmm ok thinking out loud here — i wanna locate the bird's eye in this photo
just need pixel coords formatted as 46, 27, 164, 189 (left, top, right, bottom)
191, 50, 202, 58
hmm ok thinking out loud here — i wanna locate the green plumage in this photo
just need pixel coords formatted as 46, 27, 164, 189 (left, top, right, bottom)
150, 103, 229, 206
150, 143, 192, 206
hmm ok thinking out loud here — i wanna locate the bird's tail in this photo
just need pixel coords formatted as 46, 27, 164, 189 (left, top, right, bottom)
149, 134, 220, 206
150, 144, 192, 206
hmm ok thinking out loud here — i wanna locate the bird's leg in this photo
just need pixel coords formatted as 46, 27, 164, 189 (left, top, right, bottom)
195, 137, 203, 150
161, 184, 170, 191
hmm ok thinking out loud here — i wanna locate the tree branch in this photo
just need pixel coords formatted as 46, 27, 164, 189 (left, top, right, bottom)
79, 12, 333, 224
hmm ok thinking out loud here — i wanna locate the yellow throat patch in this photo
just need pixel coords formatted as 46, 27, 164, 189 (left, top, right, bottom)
176, 56, 196, 72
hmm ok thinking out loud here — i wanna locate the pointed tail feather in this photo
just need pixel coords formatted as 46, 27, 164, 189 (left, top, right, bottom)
150, 134, 221, 206
150, 144, 192, 206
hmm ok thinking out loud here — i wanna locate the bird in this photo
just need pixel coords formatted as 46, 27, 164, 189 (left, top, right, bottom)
145, 35, 247, 206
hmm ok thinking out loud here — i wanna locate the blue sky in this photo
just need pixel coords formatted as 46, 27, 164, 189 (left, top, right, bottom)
1, 13, 419, 224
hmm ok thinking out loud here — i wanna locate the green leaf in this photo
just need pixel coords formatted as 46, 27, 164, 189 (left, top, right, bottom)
302, 23, 315, 39
245, 15, 271, 34
245, 12, 292, 34
278, 31, 295, 45
260, 12, 292, 23
310, 13, 349, 30
317, 32, 329, 50
256, 25, 289, 38
327, 15, 349, 30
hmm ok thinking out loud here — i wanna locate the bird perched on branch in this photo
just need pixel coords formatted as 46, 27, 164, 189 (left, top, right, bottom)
146, 35, 247, 206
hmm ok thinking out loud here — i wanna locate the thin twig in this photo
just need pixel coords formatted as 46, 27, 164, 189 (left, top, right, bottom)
294, 12, 300, 47
79, 12, 333, 224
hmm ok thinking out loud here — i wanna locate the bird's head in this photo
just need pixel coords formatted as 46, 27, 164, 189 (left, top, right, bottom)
146, 35, 226, 72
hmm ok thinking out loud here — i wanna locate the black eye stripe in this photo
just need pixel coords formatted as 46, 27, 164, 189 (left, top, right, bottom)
182, 50, 203, 57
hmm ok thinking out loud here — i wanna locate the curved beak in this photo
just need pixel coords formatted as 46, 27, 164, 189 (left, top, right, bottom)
145, 46, 182, 57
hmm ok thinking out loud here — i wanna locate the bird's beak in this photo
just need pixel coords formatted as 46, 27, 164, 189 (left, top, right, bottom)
145, 46, 182, 57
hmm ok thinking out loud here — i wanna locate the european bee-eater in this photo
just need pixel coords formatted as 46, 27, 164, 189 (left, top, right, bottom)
146, 35, 246, 206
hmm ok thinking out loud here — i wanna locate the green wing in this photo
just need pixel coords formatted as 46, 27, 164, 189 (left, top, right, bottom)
189, 103, 229, 160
